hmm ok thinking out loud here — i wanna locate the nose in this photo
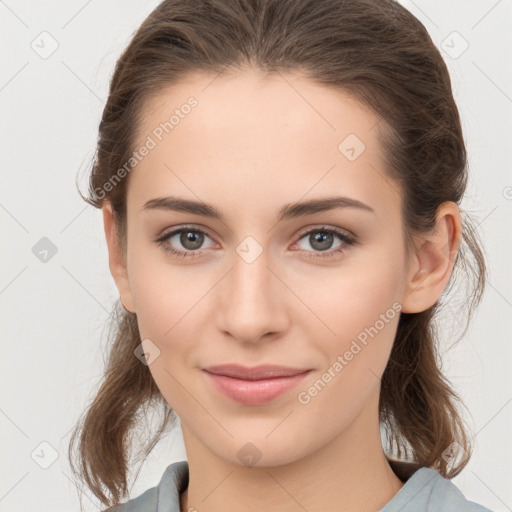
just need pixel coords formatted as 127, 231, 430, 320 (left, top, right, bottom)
215, 241, 289, 345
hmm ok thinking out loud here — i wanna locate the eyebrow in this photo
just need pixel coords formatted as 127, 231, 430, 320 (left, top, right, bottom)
142, 195, 375, 221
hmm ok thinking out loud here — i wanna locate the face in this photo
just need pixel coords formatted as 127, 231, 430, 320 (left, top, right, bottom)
112, 67, 416, 467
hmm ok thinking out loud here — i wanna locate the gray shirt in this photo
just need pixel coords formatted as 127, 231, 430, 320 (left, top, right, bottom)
110, 460, 493, 511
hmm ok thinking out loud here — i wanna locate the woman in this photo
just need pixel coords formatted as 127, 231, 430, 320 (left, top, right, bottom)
68, 0, 491, 510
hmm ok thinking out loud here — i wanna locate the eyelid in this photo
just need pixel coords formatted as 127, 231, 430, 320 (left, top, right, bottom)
155, 223, 355, 245
294, 224, 356, 240
155, 224, 216, 242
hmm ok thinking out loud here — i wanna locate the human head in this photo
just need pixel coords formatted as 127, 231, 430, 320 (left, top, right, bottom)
69, 0, 486, 507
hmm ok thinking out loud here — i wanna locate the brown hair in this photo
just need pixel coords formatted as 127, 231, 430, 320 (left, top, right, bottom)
68, 0, 487, 508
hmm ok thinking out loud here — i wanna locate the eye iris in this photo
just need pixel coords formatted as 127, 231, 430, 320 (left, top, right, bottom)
310, 231, 333, 251
181, 230, 204, 250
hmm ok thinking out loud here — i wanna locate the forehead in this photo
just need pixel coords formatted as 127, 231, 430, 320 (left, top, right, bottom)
137, 67, 382, 151
128, 68, 400, 221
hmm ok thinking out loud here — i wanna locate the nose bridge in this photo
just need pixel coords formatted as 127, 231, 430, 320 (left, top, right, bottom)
218, 234, 288, 342
232, 234, 277, 312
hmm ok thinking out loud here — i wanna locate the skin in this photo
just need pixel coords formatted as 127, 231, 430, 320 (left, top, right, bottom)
103, 67, 461, 512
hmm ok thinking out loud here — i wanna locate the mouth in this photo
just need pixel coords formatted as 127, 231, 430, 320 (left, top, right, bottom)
203, 364, 312, 380
202, 364, 312, 405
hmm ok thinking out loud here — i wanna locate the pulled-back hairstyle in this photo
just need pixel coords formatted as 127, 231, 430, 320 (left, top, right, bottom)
68, 0, 487, 509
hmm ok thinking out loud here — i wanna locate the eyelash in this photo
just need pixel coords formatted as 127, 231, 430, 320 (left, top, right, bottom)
155, 225, 356, 260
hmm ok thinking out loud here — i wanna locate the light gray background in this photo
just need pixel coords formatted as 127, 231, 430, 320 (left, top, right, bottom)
1, 1, 511, 511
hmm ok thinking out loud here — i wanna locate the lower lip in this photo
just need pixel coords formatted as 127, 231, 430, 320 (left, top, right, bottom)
203, 370, 311, 405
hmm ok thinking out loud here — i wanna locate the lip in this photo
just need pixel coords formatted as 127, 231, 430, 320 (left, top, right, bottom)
203, 364, 311, 380
202, 365, 312, 405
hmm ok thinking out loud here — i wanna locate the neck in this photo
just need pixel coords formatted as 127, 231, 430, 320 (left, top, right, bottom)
180, 394, 403, 512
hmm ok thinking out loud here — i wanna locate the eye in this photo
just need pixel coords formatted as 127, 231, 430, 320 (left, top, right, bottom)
155, 225, 357, 260
155, 226, 215, 258
293, 226, 356, 259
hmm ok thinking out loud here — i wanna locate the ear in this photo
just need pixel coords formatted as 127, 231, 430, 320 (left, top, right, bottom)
401, 201, 462, 314
102, 202, 136, 313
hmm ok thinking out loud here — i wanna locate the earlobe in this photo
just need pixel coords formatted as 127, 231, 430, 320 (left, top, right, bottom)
401, 202, 462, 314
102, 202, 136, 314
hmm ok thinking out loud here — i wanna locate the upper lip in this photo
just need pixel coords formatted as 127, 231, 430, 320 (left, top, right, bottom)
203, 364, 311, 380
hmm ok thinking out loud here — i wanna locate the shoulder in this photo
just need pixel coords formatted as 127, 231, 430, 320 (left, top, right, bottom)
109, 486, 158, 512
424, 468, 493, 512
382, 466, 494, 512
108, 460, 189, 512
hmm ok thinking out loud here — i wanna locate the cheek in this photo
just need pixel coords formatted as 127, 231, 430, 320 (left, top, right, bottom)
127, 250, 210, 411
126, 231, 207, 337
300, 260, 402, 343
294, 250, 405, 386
131, 268, 212, 345
291, 268, 402, 435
